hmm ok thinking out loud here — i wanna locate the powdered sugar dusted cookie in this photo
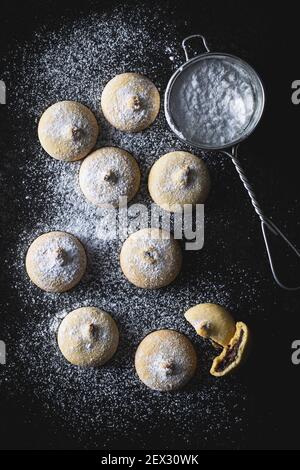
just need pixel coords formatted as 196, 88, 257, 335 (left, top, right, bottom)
57, 307, 119, 367
25, 231, 87, 292
120, 228, 182, 289
79, 146, 140, 207
38, 101, 99, 161
148, 151, 210, 212
135, 329, 197, 391
101, 73, 160, 132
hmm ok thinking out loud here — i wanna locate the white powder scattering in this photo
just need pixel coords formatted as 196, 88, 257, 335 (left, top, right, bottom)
0, 4, 271, 449
169, 57, 256, 146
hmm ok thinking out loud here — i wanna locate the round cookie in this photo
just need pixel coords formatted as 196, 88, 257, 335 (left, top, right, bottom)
148, 151, 210, 212
184, 303, 236, 348
101, 73, 160, 132
120, 228, 182, 289
38, 101, 99, 161
57, 307, 119, 367
79, 146, 140, 207
25, 231, 87, 293
135, 329, 197, 391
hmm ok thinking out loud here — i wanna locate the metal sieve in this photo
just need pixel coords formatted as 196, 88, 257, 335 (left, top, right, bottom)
165, 34, 300, 290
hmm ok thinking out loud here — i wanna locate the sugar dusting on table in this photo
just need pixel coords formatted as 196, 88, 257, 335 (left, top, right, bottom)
0, 4, 269, 449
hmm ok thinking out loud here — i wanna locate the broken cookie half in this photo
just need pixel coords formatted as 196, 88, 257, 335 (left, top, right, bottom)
184, 303, 250, 377
210, 322, 249, 377
184, 303, 236, 348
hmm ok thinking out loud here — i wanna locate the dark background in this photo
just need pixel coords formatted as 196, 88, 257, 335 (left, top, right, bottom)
0, 0, 300, 450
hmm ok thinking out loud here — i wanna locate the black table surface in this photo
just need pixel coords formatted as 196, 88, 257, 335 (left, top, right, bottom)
0, 0, 300, 451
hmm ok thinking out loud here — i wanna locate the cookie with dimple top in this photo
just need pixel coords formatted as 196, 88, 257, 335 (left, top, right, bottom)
101, 73, 160, 132
120, 228, 182, 289
25, 231, 87, 293
38, 101, 99, 161
135, 329, 197, 391
57, 307, 119, 367
148, 151, 210, 212
79, 146, 140, 208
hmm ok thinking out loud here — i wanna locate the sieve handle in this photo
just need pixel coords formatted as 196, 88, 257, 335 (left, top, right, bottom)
182, 34, 210, 61
223, 146, 300, 291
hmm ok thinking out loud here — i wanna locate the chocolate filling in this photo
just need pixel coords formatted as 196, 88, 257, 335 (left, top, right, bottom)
215, 329, 244, 372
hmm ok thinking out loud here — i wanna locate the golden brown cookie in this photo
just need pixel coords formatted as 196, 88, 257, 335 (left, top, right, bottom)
25, 231, 87, 293
184, 303, 236, 347
120, 228, 182, 289
148, 151, 210, 212
79, 146, 140, 207
101, 73, 160, 132
38, 101, 99, 161
210, 322, 250, 377
57, 307, 119, 367
135, 329, 197, 391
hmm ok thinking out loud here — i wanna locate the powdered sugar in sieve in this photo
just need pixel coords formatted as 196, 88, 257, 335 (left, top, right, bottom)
166, 54, 264, 149
165, 35, 300, 290
168, 56, 257, 147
